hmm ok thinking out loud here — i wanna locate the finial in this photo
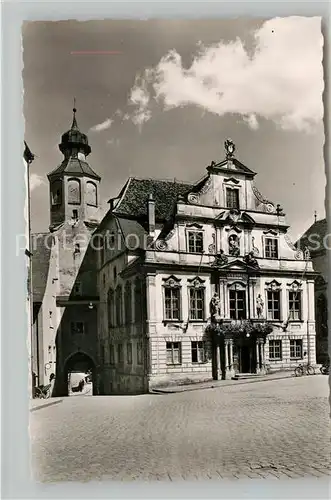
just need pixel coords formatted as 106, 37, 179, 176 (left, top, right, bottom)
314, 210, 317, 223
71, 98, 79, 130
224, 138, 235, 159
73, 96, 76, 113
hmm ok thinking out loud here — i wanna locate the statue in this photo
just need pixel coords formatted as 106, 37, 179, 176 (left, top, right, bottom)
210, 293, 221, 318
244, 251, 259, 268
224, 138, 236, 159
228, 234, 240, 257
256, 294, 264, 318
212, 250, 228, 268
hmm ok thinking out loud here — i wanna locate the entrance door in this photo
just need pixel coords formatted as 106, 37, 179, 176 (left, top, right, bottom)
239, 341, 257, 373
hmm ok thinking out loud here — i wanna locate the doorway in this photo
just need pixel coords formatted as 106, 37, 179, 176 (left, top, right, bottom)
64, 352, 95, 396
237, 339, 257, 373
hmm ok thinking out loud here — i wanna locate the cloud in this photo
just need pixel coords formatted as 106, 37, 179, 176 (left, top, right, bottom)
128, 17, 323, 132
90, 118, 113, 132
30, 173, 45, 191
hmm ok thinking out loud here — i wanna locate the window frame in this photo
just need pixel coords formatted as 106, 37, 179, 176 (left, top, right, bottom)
137, 342, 143, 365
228, 283, 247, 320
188, 277, 205, 321
117, 343, 123, 364
163, 276, 181, 322
288, 290, 302, 321
166, 341, 182, 365
290, 339, 303, 360
267, 289, 281, 320
264, 237, 279, 259
126, 343, 132, 365
191, 341, 207, 364
86, 181, 98, 207
226, 187, 240, 210
187, 230, 204, 254
67, 177, 81, 205
268, 339, 282, 361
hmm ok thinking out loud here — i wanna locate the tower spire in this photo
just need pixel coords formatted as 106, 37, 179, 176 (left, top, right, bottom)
71, 97, 79, 130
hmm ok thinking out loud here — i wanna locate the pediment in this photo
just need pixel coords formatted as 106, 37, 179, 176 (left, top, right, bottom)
217, 259, 248, 271
223, 177, 240, 185
265, 279, 282, 290
263, 229, 278, 236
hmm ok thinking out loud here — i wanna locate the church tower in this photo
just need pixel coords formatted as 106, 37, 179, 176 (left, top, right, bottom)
48, 106, 101, 231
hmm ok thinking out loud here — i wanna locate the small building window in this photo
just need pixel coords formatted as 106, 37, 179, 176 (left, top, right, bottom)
73, 281, 82, 296
226, 188, 239, 209
267, 290, 281, 320
265, 238, 278, 259
137, 342, 143, 365
127, 343, 132, 364
72, 209, 78, 220
288, 291, 301, 320
290, 339, 303, 359
189, 287, 205, 320
74, 243, 80, 254
117, 344, 123, 364
107, 288, 114, 328
124, 281, 132, 324
188, 231, 203, 253
166, 341, 181, 365
269, 340, 282, 360
115, 286, 122, 326
71, 322, 84, 335
164, 286, 181, 320
229, 289, 246, 320
191, 341, 206, 363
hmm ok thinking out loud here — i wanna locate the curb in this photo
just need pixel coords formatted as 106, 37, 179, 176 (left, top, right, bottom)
150, 373, 308, 394
30, 399, 63, 412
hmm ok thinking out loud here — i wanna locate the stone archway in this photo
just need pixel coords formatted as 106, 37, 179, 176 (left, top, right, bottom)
53, 351, 97, 397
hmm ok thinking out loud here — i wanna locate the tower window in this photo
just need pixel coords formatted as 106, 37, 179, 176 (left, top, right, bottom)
72, 210, 78, 220
74, 243, 80, 254
226, 188, 239, 209
86, 181, 97, 207
68, 178, 81, 205
51, 181, 62, 205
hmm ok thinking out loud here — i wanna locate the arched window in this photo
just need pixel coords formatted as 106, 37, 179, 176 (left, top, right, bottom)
107, 288, 114, 328
51, 180, 62, 206
124, 281, 132, 325
86, 181, 97, 207
67, 178, 81, 205
317, 294, 328, 338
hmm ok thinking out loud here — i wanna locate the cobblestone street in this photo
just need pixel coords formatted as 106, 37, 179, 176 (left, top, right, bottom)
30, 376, 330, 482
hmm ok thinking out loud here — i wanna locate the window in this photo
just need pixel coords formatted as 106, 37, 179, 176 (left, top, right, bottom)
290, 339, 303, 359
226, 188, 239, 209
71, 322, 84, 335
51, 181, 62, 206
288, 291, 301, 320
229, 289, 246, 320
134, 277, 144, 323
72, 209, 78, 220
86, 181, 97, 207
191, 341, 206, 363
164, 287, 181, 320
166, 342, 181, 365
265, 238, 278, 259
127, 343, 132, 364
137, 342, 143, 365
117, 344, 123, 363
74, 243, 80, 254
124, 281, 132, 324
188, 231, 203, 253
189, 287, 205, 320
269, 340, 282, 360
267, 291, 281, 320
67, 178, 81, 205
109, 344, 115, 365
73, 281, 82, 296
107, 288, 114, 328
115, 286, 122, 326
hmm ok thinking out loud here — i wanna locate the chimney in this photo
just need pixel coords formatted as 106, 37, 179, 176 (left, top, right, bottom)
147, 193, 155, 236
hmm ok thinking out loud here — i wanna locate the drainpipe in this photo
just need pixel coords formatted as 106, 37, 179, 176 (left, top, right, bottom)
147, 193, 155, 238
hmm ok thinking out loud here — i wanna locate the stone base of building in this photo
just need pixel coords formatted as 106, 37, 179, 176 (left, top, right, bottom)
148, 371, 213, 390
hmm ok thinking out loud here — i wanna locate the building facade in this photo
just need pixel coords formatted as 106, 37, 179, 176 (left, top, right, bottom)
296, 218, 328, 364
97, 139, 317, 394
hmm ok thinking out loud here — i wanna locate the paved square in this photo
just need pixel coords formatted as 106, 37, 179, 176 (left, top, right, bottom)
30, 376, 330, 482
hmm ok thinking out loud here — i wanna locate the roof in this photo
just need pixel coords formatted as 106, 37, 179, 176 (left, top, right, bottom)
116, 216, 149, 250
113, 178, 193, 221
31, 232, 51, 302
48, 157, 101, 180
296, 218, 327, 255
207, 157, 256, 177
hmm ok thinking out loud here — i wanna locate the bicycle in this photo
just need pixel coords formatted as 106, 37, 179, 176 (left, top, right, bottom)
294, 363, 315, 377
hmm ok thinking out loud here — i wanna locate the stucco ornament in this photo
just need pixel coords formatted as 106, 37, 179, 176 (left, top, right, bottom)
187, 193, 199, 204
155, 239, 168, 251
212, 250, 228, 269
228, 234, 240, 257
210, 293, 221, 319
244, 251, 259, 269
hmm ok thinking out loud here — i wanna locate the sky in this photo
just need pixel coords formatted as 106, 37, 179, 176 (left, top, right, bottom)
22, 17, 325, 240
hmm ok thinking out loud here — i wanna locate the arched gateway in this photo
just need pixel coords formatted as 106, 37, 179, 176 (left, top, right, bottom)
53, 351, 97, 397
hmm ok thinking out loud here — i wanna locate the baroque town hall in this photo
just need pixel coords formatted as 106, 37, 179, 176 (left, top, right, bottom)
32, 109, 317, 396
